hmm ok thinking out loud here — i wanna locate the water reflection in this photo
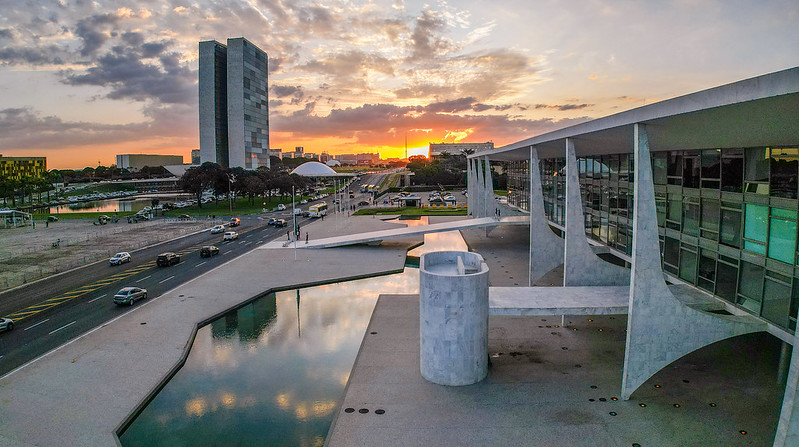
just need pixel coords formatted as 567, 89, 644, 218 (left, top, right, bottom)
121, 268, 420, 447
407, 230, 469, 257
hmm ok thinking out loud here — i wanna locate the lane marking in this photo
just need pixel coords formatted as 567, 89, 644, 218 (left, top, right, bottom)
48, 321, 76, 335
88, 294, 106, 303
23, 319, 50, 331
138, 275, 152, 282
159, 275, 175, 284
195, 262, 207, 268
222, 251, 231, 255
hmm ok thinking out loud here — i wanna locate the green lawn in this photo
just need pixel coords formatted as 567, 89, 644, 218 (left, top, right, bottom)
162, 196, 295, 217
493, 190, 508, 196
353, 207, 468, 216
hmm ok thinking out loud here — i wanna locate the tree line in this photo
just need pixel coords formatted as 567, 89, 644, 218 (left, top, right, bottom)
179, 162, 313, 208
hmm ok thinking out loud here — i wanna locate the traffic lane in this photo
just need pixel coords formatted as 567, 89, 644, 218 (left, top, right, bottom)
0, 223, 228, 317
0, 221, 290, 376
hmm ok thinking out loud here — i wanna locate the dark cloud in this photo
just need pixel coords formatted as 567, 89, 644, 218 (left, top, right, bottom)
271, 85, 304, 105
425, 97, 477, 113
535, 103, 593, 111
0, 45, 65, 65
409, 9, 452, 61
74, 14, 119, 56
61, 44, 196, 104
0, 29, 13, 40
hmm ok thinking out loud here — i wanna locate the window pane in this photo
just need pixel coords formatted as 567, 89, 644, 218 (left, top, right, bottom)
737, 261, 764, 313
698, 251, 716, 281
768, 215, 797, 264
664, 236, 680, 267
679, 249, 697, 284
745, 147, 769, 182
667, 197, 682, 222
721, 150, 743, 192
656, 193, 666, 227
683, 155, 700, 188
683, 200, 700, 237
715, 262, 738, 302
667, 152, 682, 177
720, 208, 742, 248
744, 204, 768, 243
769, 148, 798, 199
762, 279, 792, 329
701, 199, 719, 233
701, 150, 720, 188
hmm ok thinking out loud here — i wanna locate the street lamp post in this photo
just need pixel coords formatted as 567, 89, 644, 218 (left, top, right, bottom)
227, 173, 236, 214
292, 185, 297, 260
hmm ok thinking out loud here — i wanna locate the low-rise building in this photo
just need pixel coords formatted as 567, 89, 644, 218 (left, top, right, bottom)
0, 155, 47, 180
116, 154, 184, 171
429, 142, 493, 159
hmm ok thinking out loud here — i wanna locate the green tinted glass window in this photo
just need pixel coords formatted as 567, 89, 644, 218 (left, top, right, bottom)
737, 261, 764, 313
679, 249, 697, 284
720, 208, 742, 248
744, 204, 768, 254
683, 201, 700, 236
762, 279, 792, 329
768, 214, 797, 264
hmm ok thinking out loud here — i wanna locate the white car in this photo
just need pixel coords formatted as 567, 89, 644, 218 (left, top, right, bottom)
300, 199, 308, 205
277, 204, 286, 211
109, 252, 131, 265
0, 317, 14, 332
223, 231, 239, 241
210, 225, 225, 234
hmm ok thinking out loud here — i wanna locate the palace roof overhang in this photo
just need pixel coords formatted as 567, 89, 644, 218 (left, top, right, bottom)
474, 66, 799, 161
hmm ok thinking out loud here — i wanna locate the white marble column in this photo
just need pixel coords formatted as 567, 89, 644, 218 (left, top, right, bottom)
563, 138, 630, 286
474, 158, 484, 218
529, 147, 565, 286
621, 123, 765, 400
467, 158, 474, 216
483, 156, 494, 219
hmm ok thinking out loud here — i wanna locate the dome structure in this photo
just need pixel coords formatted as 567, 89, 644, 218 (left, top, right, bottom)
290, 161, 339, 177
326, 159, 341, 167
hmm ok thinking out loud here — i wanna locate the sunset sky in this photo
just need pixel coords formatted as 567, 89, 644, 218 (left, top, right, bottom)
0, 0, 796, 169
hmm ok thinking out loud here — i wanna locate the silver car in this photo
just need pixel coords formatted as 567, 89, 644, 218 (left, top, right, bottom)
0, 317, 14, 332
113, 287, 148, 306
109, 252, 131, 266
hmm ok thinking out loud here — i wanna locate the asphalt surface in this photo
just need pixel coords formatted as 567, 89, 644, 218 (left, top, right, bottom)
0, 175, 382, 377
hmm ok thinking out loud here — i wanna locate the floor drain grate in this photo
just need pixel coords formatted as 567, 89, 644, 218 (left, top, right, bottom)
639, 403, 646, 407
561, 347, 568, 350
370, 332, 377, 335
599, 398, 607, 402
140, 322, 147, 325
673, 404, 680, 408
344, 408, 355, 413
609, 412, 617, 416
575, 364, 582, 368
590, 385, 598, 389
709, 402, 717, 407
375, 409, 385, 415
358, 408, 369, 414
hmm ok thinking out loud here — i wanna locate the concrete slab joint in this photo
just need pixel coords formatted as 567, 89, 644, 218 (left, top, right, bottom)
529, 146, 565, 286
419, 251, 489, 386
621, 123, 766, 401
563, 138, 630, 286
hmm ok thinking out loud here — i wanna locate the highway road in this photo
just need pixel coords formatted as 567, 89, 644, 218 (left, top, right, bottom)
0, 174, 382, 377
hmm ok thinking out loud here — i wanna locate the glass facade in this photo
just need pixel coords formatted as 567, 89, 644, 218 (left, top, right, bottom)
511, 146, 799, 332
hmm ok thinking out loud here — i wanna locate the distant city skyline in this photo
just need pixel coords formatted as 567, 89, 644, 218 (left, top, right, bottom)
0, 0, 796, 169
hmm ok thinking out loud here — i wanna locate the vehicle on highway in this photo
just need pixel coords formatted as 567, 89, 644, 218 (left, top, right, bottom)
229, 217, 241, 227
156, 252, 181, 266
277, 204, 286, 211
274, 219, 287, 227
200, 245, 220, 257
0, 316, 14, 332
293, 208, 303, 215
309, 203, 328, 217
109, 252, 131, 266
302, 211, 310, 217
113, 287, 148, 306
47, 216, 58, 222
211, 224, 225, 234
267, 217, 277, 225
178, 214, 192, 220
358, 200, 370, 206
223, 231, 239, 241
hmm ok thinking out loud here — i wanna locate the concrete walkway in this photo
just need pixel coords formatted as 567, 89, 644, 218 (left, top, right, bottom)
261, 216, 528, 249
0, 215, 421, 447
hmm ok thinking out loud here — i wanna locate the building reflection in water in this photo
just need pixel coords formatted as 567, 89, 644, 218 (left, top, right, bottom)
120, 267, 422, 447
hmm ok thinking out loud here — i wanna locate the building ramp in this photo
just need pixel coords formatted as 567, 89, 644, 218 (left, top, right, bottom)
489, 286, 629, 316
260, 216, 528, 249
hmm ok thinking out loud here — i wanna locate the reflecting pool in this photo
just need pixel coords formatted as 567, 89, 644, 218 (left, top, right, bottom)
120, 268, 420, 447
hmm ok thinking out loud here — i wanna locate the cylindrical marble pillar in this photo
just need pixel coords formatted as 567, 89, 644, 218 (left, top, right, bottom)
419, 251, 489, 386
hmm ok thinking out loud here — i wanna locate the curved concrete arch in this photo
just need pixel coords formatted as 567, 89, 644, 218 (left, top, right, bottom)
563, 138, 630, 286
621, 124, 765, 400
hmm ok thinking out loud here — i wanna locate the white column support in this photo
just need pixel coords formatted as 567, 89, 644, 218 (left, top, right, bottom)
621, 123, 765, 400
529, 147, 565, 286
474, 158, 484, 218
467, 158, 474, 216
775, 334, 799, 446
563, 138, 630, 286
484, 156, 495, 219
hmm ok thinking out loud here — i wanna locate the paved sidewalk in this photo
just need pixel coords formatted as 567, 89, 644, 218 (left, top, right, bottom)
0, 215, 420, 447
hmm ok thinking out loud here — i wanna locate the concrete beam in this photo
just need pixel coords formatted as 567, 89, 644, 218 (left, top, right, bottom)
620, 123, 765, 400
529, 147, 565, 286
563, 138, 630, 286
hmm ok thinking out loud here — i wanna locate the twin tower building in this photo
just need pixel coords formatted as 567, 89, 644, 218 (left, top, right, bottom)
199, 38, 270, 169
